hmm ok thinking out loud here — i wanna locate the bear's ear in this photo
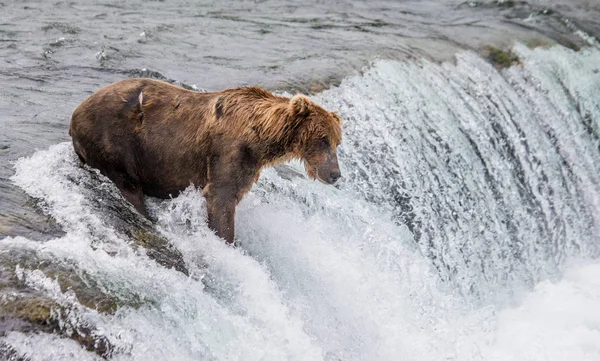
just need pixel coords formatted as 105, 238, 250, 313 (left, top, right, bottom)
290, 94, 312, 117
331, 111, 343, 125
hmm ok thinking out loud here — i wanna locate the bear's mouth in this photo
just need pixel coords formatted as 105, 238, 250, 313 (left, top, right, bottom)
305, 163, 332, 184
315, 174, 329, 184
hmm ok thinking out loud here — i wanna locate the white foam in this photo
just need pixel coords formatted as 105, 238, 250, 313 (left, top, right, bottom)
482, 261, 600, 361
3, 332, 103, 361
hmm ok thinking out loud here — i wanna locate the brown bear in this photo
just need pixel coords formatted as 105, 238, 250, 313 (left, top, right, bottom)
69, 78, 342, 244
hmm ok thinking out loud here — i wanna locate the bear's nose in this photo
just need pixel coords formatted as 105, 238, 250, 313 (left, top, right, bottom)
329, 171, 341, 184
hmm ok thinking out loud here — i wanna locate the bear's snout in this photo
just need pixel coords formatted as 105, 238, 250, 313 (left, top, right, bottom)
328, 170, 341, 184
313, 149, 341, 185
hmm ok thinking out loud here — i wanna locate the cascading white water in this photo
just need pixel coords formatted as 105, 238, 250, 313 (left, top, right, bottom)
317, 43, 600, 301
3, 44, 600, 360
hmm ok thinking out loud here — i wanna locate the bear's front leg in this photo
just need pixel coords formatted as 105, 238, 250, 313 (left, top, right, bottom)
204, 184, 236, 244
203, 143, 259, 244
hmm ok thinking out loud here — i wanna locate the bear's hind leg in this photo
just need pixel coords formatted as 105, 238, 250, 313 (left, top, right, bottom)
119, 185, 148, 218
72, 139, 87, 165
99, 167, 148, 218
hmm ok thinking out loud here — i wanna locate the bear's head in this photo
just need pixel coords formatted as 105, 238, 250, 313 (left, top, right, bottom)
289, 95, 343, 185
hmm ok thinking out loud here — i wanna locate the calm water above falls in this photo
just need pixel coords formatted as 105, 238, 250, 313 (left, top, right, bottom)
1, 1, 600, 360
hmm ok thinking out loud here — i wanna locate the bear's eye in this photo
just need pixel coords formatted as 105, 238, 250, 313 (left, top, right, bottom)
316, 137, 330, 150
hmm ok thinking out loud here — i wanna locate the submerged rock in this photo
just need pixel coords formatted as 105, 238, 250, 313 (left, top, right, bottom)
0, 294, 113, 358
0, 250, 117, 358
72, 163, 189, 276
129, 228, 189, 276
481, 45, 521, 69
0, 143, 195, 357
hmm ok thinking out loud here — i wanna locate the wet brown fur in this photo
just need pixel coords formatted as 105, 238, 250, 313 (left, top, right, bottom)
69, 78, 342, 244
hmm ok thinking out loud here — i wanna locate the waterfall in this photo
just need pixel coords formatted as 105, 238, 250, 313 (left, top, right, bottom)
4, 44, 600, 360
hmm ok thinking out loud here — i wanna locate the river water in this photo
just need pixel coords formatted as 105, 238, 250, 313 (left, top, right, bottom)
1, 1, 600, 360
